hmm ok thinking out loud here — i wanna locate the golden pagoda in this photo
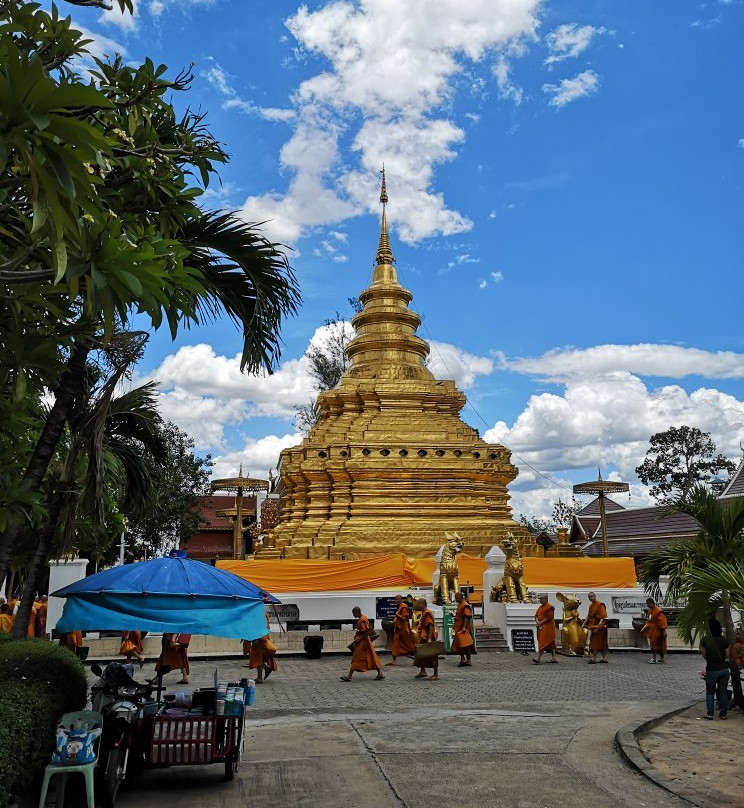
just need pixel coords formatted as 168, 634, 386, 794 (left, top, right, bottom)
272, 171, 531, 559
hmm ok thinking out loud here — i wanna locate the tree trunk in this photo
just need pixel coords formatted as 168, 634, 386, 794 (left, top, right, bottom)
10, 492, 64, 639
0, 338, 92, 591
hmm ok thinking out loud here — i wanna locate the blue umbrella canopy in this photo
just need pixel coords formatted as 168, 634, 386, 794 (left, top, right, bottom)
53, 553, 279, 640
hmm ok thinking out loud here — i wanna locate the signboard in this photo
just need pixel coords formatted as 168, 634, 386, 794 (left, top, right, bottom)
611, 597, 646, 615
511, 628, 536, 654
442, 604, 456, 652
376, 597, 399, 620
268, 603, 300, 623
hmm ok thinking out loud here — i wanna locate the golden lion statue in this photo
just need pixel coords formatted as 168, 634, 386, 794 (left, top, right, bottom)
490, 534, 531, 603
434, 532, 464, 604
556, 592, 587, 655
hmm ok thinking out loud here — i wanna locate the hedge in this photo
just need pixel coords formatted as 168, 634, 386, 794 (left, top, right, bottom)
0, 637, 88, 807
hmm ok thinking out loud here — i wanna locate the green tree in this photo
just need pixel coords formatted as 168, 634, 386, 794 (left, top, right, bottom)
126, 422, 213, 558
0, 1, 300, 589
635, 426, 735, 505
639, 484, 744, 644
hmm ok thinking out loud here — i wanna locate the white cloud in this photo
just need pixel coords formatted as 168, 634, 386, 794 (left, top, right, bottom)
204, 63, 258, 115
738, 138, 744, 149
100, 1, 138, 32
493, 56, 524, 104
543, 70, 599, 108
212, 433, 303, 480
312, 231, 349, 263
73, 25, 126, 63
426, 340, 493, 388
260, 108, 297, 122
490, 271, 504, 283
500, 343, 744, 381
241, 0, 541, 246
545, 23, 605, 65
479, 280, 488, 289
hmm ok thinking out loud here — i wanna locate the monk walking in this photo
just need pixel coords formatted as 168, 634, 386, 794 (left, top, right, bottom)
641, 598, 667, 664
386, 594, 415, 666
414, 598, 440, 681
152, 632, 191, 684
451, 592, 475, 667
583, 591, 609, 664
533, 594, 558, 664
119, 630, 145, 667
38, 595, 48, 637
0, 604, 13, 633
246, 612, 278, 683
341, 607, 384, 681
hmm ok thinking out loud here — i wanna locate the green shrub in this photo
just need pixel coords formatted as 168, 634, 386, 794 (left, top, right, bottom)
0, 637, 88, 807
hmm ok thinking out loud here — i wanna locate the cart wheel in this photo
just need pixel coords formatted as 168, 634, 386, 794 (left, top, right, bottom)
224, 758, 235, 782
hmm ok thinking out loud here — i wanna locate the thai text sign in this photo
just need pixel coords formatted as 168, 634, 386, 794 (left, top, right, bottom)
511, 629, 536, 653
268, 604, 300, 623
611, 597, 646, 615
376, 597, 399, 619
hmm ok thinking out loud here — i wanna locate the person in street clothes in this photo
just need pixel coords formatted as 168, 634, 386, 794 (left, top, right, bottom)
728, 629, 744, 710
153, 633, 191, 684
641, 598, 668, 664
533, 595, 558, 664
386, 594, 416, 666
119, 630, 145, 667
451, 592, 475, 667
341, 606, 384, 682
700, 618, 730, 720
583, 591, 609, 664
414, 598, 440, 681
0, 603, 13, 633
246, 612, 278, 683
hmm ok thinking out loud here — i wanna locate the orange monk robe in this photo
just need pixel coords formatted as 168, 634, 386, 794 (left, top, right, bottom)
451, 600, 475, 653
0, 613, 13, 633
391, 602, 416, 657
27, 605, 38, 638
350, 614, 381, 672
119, 631, 144, 656
156, 633, 191, 674
61, 631, 83, 653
642, 606, 668, 654
535, 602, 557, 652
586, 600, 608, 653
38, 601, 47, 636
415, 608, 439, 669
7, 599, 17, 616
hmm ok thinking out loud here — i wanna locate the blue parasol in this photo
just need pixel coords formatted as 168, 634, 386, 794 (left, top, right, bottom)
52, 552, 279, 640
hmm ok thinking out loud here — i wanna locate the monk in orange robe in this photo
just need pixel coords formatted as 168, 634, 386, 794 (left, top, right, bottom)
533, 595, 558, 664
451, 592, 475, 666
60, 631, 83, 654
583, 591, 609, 664
414, 598, 440, 681
38, 596, 48, 637
0, 604, 13, 633
341, 607, 384, 681
119, 631, 145, 666
386, 595, 415, 666
246, 612, 278, 683
153, 633, 191, 683
641, 598, 668, 664
26, 600, 38, 637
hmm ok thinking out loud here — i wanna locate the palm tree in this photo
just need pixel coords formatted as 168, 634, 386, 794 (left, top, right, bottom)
639, 483, 744, 644
677, 561, 744, 644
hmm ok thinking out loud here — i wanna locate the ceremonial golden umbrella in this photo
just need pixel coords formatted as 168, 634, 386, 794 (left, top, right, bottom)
573, 470, 629, 557
211, 466, 269, 559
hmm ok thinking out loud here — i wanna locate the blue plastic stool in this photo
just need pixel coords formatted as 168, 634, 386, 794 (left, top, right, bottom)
38, 710, 102, 808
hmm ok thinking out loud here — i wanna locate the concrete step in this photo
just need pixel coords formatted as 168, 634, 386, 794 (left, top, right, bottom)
474, 625, 509, 651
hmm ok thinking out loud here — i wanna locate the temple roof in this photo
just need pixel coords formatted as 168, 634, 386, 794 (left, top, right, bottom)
719, 457, 744, 499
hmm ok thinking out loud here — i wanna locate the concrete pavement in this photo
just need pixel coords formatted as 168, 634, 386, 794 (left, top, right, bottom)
110, 652, 705, 808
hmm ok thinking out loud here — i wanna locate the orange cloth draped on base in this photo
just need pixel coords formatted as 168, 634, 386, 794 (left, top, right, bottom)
586, 600, 608, 653
350, 615, 381, 672
641, 607, 668, 654
416, 608, 438, 669
535, 602, 556, 652
119, 631, 143, 656
451, 600, 474, 653
156, 633, 190, 674
391, 602, 416, 657
0, 613, 13, 633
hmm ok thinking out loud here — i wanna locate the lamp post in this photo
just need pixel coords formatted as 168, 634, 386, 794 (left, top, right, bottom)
573, 470, 629, 557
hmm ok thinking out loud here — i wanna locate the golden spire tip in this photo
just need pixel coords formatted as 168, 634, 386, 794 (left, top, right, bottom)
376, 166, 394, 265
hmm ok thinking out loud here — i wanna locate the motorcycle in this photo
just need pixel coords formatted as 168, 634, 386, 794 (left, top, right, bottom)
90, 662, 165, 807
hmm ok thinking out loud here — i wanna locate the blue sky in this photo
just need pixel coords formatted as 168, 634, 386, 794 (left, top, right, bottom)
71, 0, 744, 517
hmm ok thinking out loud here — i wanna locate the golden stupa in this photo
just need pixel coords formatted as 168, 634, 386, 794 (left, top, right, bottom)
272, 172, 530, 559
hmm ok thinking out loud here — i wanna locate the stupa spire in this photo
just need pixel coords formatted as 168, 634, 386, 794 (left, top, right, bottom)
375, 166, 394, 266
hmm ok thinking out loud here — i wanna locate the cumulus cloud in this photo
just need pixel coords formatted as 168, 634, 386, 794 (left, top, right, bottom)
500, 343, 744, 381
211, 433, 303, 480
204, 62, 258, 115
73, 25, 126, 63
99, 0, 138, 32
426, 341, 493, 388
545, 23, 605, 64
241, 0, 541, 245
543, 70, 599, 108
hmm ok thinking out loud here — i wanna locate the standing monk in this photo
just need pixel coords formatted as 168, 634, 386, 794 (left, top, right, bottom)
386, 595, 415, 666
583, 591, 609, 664
119, 631, 145, 667
641, 598, 667, 664
533, 595, 558, 664
0, 604, 13, 633
341, 607, 384, 682
60, 631, 83, 654
38, 595, 48, 637
414, 598, 440, 681
26, 599, 39, 638
247, 611, 278, 683
451, 592, 475, 667
153, 633, 191, 684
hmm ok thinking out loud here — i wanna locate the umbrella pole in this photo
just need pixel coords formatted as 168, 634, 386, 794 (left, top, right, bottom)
270, 602, 285, 635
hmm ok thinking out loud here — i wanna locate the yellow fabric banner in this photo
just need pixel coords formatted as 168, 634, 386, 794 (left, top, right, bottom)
522, 557, 636, 588
218, 554, 636, 592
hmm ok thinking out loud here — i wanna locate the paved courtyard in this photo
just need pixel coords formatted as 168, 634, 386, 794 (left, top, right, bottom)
112, 651, 710, 808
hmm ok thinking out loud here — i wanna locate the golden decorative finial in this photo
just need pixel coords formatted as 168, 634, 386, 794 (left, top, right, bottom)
376, 166, 394, 265
239, 462, 243, 477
